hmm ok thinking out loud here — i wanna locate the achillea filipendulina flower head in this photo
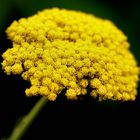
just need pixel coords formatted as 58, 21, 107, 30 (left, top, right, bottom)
2, 8, 139, 101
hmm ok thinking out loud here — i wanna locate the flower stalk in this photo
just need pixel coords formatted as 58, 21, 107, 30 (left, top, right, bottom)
8, 97, 47, 140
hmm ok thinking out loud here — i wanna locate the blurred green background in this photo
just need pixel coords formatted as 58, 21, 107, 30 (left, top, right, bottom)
0, 0, 140, 139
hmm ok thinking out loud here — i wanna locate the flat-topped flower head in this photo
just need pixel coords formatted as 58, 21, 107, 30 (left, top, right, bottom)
2, 8, 139, 101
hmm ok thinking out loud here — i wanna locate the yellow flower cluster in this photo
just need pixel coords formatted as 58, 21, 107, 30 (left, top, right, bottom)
2, 8, 139, 101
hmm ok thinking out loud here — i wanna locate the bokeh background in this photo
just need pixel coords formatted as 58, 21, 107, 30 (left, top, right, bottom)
0, 0, 140, 139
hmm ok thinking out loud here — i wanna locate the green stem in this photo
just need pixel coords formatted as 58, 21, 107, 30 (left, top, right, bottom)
8, 97, 48, 140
